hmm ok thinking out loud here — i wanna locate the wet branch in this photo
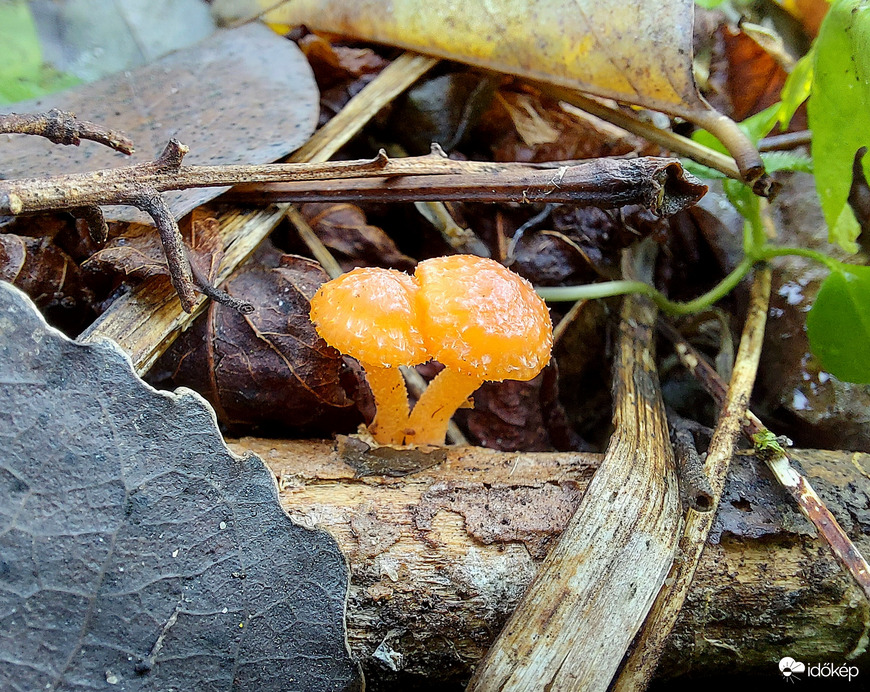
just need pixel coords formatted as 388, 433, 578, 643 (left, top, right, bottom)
0, 108, 135, 154
614, 266, 772, 692
0, 137, 706, 312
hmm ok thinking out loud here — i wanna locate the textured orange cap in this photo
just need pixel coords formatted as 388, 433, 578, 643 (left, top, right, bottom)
415, 255, 553, 381
310, 267, 429, 367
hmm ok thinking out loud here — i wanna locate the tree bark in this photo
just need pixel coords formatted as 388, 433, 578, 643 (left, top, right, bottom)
229, 438, 870, 689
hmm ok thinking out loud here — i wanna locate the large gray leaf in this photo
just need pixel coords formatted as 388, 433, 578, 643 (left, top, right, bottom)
0, 280, 361, 691
0, 22, 318, 223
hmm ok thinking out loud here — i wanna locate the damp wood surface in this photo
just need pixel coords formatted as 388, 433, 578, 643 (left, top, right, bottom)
466, 292, 681, 691
227, 438, 870, 688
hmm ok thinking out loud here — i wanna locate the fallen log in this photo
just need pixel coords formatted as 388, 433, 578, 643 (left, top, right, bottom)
228, 438, 870, 689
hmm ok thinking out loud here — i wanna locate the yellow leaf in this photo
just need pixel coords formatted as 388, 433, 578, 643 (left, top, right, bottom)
214, 0, 762, 180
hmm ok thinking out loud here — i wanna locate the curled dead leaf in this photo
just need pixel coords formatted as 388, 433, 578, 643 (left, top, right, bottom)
149, 249, 356, 434
718, 25, 790, 122
84, 210, 224, 284
0, 233, 94, 334
299, 32, 390, 88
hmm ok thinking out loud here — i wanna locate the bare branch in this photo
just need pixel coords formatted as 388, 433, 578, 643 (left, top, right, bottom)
0, 133, 704, 312
0, 108, 135, 154
131, 189, 197, 312
0, 148, 703, 217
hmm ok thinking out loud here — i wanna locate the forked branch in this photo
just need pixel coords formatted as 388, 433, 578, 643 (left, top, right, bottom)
0, 132, 706, 312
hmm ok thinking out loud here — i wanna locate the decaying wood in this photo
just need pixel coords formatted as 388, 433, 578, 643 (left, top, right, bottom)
466, 284, 681, 687
228, 438, 870, 688
661, 320, 870, 603
76, 51, 434, 373
613, 265, 772, 691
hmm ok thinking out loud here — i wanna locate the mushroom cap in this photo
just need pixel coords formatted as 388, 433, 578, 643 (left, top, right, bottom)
310, 267, 429, 367
415, 255, 553, 381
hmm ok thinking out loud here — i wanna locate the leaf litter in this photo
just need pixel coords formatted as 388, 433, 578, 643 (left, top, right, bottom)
2, 4, 870, 686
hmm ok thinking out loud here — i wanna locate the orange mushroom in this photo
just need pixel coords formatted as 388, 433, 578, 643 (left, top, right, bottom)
309, 267, 428, 445
406, 255, 553, 446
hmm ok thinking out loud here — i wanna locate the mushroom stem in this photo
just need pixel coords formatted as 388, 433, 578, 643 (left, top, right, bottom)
406, 368, 483, 446
363, 363, 412, 445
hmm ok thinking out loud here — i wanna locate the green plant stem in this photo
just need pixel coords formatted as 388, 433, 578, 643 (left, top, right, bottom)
755, 245, 842, 270
538, 244, 846, 316
537, 257, 756, 316
535, 280, 653, 303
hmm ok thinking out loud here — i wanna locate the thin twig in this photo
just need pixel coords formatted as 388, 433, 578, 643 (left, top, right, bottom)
0, 108, 135, 154
227, 155, 707, 211
2, 142, 705, 311
758, 130, 812, 152
550, 89, 775, 198
612, 265, 772, 692
131, 187, 197, 312
658, 320, 870, 604
549, 90, 741, 179
1, 148, 706, 216
671, 423, 714, 512
68, 205, 108, 244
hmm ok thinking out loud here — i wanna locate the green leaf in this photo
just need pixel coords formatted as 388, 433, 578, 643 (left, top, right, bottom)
682, 147, 813, 182
808, 0, 870, 253
777, 49, 813, 129
0, 0, 42, 82
807, 263, 870, 384
760, 150, 813, 175
0, 0, 79, 105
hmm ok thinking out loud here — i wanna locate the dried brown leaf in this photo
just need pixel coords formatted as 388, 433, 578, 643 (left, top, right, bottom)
719, 26, 789, 122
511, 231, 599, 287
479, 88, 655, 163
0, 233, 94, 333
548, 205, 665, 279
300, 202, 416, 271
84, 210, 224, 283
150, 250, 355, 434
457, 364, 583, 453
299, 32, 390, 88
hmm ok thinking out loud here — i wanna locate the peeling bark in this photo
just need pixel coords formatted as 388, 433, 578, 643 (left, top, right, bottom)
230, 439, 870, 688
